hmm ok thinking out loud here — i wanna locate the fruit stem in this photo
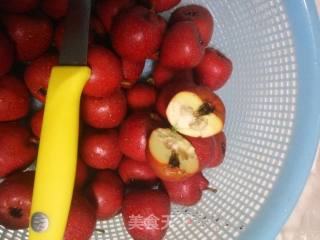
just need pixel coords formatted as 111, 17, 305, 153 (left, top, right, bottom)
206, 187, 218, 193
150, 4, 156, 12
29, 136, 39, 146
121, 81, 133, 89
94, 228, 105, 234
146, 77, 155, 85
149, 112, 161, 122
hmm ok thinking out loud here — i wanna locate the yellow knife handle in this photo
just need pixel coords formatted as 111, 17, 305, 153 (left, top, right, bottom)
29, 66, 91, 240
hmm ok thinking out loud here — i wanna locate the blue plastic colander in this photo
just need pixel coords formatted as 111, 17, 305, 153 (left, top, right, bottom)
0, 0, 320, 239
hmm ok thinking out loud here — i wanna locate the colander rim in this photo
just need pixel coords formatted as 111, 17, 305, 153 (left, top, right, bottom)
239, 0, 320, 239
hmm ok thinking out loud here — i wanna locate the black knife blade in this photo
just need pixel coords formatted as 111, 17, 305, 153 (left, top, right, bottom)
59, 0, 91, 66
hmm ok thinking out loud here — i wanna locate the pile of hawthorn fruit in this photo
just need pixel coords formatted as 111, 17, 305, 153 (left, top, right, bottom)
0, 0, 233, 239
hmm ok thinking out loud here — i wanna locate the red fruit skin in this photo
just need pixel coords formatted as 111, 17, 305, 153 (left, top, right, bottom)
163, 172, 208, 206
30, 108, 44, 138
170, 4, 214, 46
173, 69, 195, 84
75, 159, 89, 188
144, 0, 181, 12
64, 194, 96, 240
41, 0, 68, 19
80, 129, 122, 169
127, 83, 157, 110
0, 0, 38, 13
24, 53, 58, 103
152, 63, 175, 88
156, 71, 195, 118
156, 86, 175, 118
185, 136, 215, 170
1, 14, 53, 61
119, 112, 162, 162
88, 170, 124, 220
122, 189, 170, 240
121, 59, 145, 89
118, 156, 158, 183
96, 0, 135, 33
0, 171, 34, 229
0, 32, 14, 77
0, 123, 37, 177
84, 45, 122, 97
0, 75, 30, 121
160, 21, 204, 69
90, 16, 107, 36
81, 89, 127, 128
195, 48, 233, 91
111, 6, 165, 62
208, 131, 226, 168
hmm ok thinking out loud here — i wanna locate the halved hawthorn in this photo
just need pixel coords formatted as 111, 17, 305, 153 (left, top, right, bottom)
166, 86, 225, 138
147, 128, 199, 182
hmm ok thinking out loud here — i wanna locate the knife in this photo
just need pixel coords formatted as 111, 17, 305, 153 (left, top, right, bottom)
29, 0, 91, 239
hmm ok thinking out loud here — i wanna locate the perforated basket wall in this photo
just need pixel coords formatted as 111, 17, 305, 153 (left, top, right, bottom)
1, 0, 320, 239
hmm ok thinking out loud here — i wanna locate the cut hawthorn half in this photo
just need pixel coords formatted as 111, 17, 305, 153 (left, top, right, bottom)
166, 89, 225, 138
147, 128, 199, 182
